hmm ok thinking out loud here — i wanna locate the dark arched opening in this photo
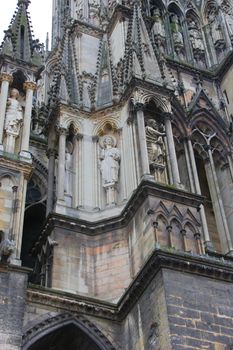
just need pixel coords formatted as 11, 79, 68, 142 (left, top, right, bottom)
12, 69, 26, 93
26, 324, 104, 350
21, 178, 46, 273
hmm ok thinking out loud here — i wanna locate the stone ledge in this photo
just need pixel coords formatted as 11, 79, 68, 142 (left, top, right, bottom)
27, 248, 233, 322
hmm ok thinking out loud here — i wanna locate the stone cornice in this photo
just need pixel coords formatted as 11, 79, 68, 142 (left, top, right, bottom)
34, 180, 204, 248
166, 50, 233, 83
0, 153, 34, 180
27, 249, 233, 322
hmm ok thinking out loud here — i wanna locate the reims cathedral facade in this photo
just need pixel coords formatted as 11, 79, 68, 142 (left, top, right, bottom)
1, 0, 233, 348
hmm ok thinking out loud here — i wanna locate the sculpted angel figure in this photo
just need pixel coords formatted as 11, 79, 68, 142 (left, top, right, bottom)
100, 135, 120, 185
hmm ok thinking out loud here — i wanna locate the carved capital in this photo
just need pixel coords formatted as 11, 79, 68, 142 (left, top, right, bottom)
131, 89, 148, 109
57, 126, 68, 136
23, 81, 37, 91
46, 148, 56, 158
76, 133, 83, 141
0, 73, 13, 84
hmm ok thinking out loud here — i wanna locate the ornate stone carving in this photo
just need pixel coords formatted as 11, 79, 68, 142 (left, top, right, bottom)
152, 8, 166, 52
0, 231, 15, 264
131, 89, 149, 109
208, 11, 225, 49
100, 135, 120, 206
0, 73, 13, 83
23, 81, 37, 91
100, 135, 120, 186
145, 119, 167, 183
64, 140, 74, 195
4, 89, 23, 135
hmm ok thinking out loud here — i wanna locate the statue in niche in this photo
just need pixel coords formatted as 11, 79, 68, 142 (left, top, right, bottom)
152, 9, 165, 38
4, 89, 23, 134
209, 12, 224, 47
152, 8, 166, 52
170, 14, 184, 46
100, 135, 120, 186
64, 140, 74, 195
188, 20, 205, 52
145, 119, 167, 183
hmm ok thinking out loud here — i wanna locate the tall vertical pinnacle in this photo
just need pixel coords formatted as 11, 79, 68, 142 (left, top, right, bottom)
0, 0, 43, 65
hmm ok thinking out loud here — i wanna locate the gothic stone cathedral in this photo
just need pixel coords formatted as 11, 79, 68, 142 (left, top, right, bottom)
2, 0, 233, 349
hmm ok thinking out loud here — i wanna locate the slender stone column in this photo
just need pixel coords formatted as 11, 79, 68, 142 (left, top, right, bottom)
135, 104, 150, 177
46, 149, 56, 215
187, 138, 213, 251
206, 147, 233, 253
21, 81, 37, 152
163, 113, 181, 186
0, 73, 13, 145
183, 138, 195, 193
57, 127, 67, 201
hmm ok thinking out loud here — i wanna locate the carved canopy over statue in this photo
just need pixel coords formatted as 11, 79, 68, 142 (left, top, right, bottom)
100, 135, 120, 186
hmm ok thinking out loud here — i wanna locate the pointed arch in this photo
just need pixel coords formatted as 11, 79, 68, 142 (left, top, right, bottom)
22, 313, 117, 350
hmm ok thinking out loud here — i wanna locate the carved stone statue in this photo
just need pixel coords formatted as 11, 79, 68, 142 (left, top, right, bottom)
64, 141, 74, 195
171, 14, 184, 46
146, 119, 167, 183
4, 89, 23, 133
188, 21, 205, 52
209, 13, 224, 46
100, 135, 120, 186
152, 8, 165, 38
0, 231, 15, 264
146, 119, 165, 165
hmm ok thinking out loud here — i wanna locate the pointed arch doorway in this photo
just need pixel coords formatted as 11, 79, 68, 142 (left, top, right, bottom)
22, 315, 116, 350
28, 323, 101, 350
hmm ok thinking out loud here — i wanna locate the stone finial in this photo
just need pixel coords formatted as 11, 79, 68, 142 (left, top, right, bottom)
17, 0, 31, 8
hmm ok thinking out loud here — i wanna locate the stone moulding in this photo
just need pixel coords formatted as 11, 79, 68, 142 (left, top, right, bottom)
27, 249, 233, 322
32, 179, 204, 255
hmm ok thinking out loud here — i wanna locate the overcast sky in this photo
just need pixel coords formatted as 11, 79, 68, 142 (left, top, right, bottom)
0, 0, 52, 46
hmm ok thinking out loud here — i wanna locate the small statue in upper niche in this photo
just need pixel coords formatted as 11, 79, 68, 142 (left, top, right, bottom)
64, 141, 74, 195
170, 14, 184, 46
209, 12, 224, 46
146, 119, 167, 183
146, 119, 166, 166
4, 88, 23, 133
152, 8, 165, 38
188, 20, 205, 52
100, 135, 120, 186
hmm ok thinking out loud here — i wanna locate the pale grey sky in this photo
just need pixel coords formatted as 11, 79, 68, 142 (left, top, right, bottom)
0, 0, 52, 46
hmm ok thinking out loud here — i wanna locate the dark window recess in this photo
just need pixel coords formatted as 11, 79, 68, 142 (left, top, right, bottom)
20, 25, 25, 59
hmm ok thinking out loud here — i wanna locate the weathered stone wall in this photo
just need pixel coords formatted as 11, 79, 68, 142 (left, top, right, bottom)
0, 267, 28, 350
163, 269, 233, 350
22, 263, 233, 350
